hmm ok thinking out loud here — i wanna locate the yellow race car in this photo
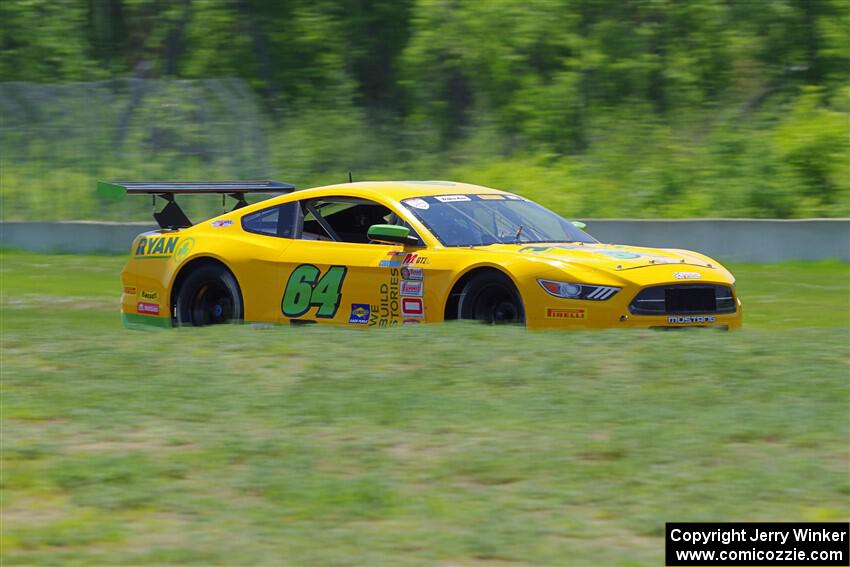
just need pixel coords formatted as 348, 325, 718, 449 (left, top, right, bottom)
98, 180, 742, 330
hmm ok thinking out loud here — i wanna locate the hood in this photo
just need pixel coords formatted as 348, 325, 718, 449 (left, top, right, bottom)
480, 242, 715, 270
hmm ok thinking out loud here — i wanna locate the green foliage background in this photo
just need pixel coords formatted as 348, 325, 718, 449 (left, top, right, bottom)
0, 0, 848, 220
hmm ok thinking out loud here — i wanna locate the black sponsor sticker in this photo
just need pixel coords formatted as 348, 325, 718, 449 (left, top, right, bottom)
666, 522, 849, 566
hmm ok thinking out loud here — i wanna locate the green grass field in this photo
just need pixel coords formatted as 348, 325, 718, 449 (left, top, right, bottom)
1, 252, 848, 565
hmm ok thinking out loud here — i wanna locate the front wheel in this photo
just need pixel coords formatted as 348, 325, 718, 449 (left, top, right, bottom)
457, 271, 525, 324
174, 264, 243, 326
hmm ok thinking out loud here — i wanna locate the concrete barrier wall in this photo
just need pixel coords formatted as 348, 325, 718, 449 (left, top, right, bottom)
0, 221, 155, 254
584, 219, 849, 263
1, 219, 848, 262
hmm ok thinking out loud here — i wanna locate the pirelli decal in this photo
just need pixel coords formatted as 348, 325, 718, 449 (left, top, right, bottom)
546, 308, 586, 320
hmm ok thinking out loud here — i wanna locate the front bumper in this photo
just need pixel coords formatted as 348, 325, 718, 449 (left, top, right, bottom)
528, 286, 743, 330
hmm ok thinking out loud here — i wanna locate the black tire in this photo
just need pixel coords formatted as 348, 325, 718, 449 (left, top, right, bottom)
174, 263, 243, 326
457, 271, 525, 324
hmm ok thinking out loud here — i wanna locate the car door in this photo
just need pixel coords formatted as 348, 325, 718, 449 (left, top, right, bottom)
277, 196, 428, 327
234, 200, 300, 323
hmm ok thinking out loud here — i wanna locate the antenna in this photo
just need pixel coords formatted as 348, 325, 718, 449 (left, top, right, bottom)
348, 171, 353, 183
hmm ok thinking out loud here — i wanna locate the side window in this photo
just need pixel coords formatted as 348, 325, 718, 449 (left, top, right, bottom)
241, 202, 301, 238
300, 197, 421, 244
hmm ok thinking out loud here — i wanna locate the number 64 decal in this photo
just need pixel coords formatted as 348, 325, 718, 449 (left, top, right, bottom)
282, 264, 347, 318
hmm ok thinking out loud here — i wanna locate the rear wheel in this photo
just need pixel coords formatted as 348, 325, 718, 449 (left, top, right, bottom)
174, 264, 243, 326
457, 271, 525, 324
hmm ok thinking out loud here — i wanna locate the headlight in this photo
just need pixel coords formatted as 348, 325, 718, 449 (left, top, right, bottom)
538, 279, 620, 300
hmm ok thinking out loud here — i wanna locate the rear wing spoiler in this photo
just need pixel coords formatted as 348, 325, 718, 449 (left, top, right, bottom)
96, 180, 296, 229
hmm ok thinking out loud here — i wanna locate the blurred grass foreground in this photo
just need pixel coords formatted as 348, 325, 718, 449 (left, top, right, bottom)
1, 0, 848, 221
1, 252, 848, 564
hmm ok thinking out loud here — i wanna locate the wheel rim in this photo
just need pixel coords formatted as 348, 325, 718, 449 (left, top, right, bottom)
470, 283, 521, 324
190, 282, 234, 325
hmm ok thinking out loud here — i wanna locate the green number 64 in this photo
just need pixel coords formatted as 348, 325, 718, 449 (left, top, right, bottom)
282, 264, 347, 319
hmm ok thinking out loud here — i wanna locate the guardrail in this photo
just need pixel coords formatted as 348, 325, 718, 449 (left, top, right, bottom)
1, 219, 848, 262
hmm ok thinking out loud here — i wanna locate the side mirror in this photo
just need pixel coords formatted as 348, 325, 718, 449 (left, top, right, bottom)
367, 224, 419, 245
571, 220, 587, 231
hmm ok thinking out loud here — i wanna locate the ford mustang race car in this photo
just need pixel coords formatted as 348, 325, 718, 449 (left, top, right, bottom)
97, 179, 742, 330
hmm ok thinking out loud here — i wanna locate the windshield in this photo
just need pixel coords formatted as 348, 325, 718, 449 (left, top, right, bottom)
401, 194, 596, 247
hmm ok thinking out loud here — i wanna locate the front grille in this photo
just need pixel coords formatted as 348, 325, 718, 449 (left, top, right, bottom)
629, 284, 736, 315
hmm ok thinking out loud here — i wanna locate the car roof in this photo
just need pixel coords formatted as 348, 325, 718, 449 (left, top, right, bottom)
229, 180, 514, 219
290, 180, 509, 202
